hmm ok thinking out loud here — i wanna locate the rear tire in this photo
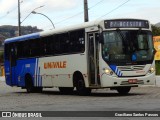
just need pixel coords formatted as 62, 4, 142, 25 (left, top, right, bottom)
25, 75, 34, 93
25, 74, 42, 93
116, 87, 131, 95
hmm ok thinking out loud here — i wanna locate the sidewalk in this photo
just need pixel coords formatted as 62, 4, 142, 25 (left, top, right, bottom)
156, 76, 160, 87
0, 76, 5, 81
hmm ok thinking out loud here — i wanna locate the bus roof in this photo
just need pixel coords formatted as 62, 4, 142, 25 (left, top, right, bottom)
5, 33, 40, 44
4, 20, 100, 44
4, 18, 150, 44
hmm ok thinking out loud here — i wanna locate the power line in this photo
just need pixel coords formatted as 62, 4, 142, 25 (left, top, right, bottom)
98, 0, 131, 19
54, 11, 83, 25
0, 7, 17, 19
88, 0, 104, 10
0, 0, 23, 20
54, 0, 105, 25
48, 0, 130, 30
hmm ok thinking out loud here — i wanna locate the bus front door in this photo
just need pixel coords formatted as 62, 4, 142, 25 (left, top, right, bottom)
88, 33, 100, 86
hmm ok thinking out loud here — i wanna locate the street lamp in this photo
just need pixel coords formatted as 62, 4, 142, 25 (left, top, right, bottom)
21, 5, 45, 24
31, 11, 55, 29
18, 1, 44, 36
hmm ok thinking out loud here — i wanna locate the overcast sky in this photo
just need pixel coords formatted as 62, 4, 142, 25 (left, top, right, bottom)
0, 0, 159, 31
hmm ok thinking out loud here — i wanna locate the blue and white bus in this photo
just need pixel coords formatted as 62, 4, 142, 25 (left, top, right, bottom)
4, 18, 155, 95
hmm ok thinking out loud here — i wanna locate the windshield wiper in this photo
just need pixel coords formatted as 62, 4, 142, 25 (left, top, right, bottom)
116, 28, 126, 42
116, 28, 129, 52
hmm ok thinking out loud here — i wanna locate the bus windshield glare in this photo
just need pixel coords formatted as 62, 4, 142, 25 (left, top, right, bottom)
102, 30, 154, 64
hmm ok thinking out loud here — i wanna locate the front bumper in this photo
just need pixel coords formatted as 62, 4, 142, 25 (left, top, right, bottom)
101, 72, 155, 87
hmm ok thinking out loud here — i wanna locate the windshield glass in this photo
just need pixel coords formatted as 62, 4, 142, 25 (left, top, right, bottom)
102, 30, 154, 65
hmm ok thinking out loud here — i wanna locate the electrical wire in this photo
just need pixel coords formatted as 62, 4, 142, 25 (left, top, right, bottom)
48, 0, 130, 30
88, 0, 104, 10
97, 0, 131, 19
54, 0, 105, 25
0, 7, 17, 19
0, 0, 23, 20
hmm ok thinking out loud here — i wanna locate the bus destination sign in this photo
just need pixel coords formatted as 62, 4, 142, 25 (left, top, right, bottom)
104, 20, 149, 29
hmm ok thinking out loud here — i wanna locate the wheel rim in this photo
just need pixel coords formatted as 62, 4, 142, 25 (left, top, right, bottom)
77, 79, 84, 90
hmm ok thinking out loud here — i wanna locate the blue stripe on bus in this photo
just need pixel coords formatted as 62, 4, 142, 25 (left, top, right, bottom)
109, 65, 123, 77
35, 59, 42, 87
5, 33, 40, 44
36, 60, 38, 87
38, 67, 41, 87
34, 58, 39, 87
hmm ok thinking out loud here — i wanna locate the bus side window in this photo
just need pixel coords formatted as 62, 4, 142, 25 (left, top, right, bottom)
60, 33, 70, 53
40, 37, 47, 56
4, 44, 10, 60
30, 39, 41, 57
54, 35, 61, 54
17, 41, 30, 58
42, 36, 51, 55
70, 29, 85, 53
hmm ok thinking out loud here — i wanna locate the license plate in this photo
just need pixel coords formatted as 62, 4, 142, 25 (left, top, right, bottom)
128, 79, 138, 83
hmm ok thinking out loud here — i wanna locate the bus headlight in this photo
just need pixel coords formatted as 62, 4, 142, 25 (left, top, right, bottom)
104, 68, 113, 75
148, 67, 155, 74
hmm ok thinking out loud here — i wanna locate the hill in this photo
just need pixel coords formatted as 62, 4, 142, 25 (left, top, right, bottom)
0, 25, 43, 44
155, 22, 160, 27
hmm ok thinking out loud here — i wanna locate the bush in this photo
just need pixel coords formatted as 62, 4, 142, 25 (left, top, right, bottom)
0, 51, 4, 63
155, 61, 160, 75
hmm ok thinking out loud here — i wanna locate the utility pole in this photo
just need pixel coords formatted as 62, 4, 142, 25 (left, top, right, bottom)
84, 0, 89, 22
18, 0, 21, 36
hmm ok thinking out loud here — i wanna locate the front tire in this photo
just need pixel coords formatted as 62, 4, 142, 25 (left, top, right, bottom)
75, 77, 91, 96
116, 87, 131, 95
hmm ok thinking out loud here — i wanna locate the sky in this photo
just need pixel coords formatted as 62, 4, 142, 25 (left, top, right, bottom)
0, 0, 159, 31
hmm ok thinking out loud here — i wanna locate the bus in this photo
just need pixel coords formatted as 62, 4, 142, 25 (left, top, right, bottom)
4, 18, 155, 95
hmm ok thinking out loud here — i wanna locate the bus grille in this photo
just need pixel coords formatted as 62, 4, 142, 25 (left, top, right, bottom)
117, 65, 145, 71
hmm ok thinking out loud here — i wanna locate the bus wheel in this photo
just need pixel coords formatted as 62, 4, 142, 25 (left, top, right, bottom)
59, 87, 74, 94
116, 87, 131, 95
75, 78, 91, 96
25, 75, 43, 93
25, 75, 34, 93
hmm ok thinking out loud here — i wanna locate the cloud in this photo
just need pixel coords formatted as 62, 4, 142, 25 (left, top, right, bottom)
0, 0, 17, 14
0, 0, 79, 17
21, 0, 79, 13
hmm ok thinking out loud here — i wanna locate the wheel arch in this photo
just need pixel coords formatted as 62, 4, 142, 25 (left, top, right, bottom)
73, 71, 89, 87
25, 73, 34, 87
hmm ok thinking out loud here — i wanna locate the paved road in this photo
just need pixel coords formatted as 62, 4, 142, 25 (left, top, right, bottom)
0, 81, 160, 120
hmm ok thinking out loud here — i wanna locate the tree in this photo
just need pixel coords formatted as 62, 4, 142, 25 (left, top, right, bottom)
152, 25, 160, 36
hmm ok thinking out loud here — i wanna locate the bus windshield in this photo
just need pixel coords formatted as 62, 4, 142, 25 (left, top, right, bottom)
102, 30, 154, 65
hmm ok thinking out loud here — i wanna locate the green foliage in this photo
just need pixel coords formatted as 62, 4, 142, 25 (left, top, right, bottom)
152, 25, 160, 36
155, 61, 160, 75
0, 51, 4, 63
